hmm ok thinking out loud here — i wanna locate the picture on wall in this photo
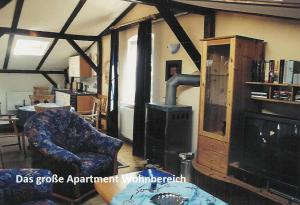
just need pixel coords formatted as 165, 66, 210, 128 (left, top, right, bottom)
165, 60, 182, 81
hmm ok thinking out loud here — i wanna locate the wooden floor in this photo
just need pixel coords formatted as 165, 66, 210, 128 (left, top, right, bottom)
0, 136, 143, 205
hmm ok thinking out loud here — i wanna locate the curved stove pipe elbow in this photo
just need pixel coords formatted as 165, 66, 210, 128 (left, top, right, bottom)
165, 74, 200, 106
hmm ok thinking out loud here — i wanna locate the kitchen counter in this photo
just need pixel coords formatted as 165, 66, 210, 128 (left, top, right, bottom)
55, 89, 97, 96
55, 90, 97, 112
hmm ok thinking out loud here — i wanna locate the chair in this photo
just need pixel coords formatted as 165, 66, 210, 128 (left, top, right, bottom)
25, 109, 123, 203
0, 114, 26, 157
29, 95, 55, 105
29, 87, 54, 105
98, 95, 108, 132
0, 169, 56, 205
80, 96, 107, 131
34, 105, 71, 113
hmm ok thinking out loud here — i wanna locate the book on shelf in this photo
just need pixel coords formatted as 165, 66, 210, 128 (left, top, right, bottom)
295, 91, 300, 100
269, 60, 275, 83
251, 60, 300, 84
282, 60, 300, 84
251, 92, 267, 96
272, 90, 292, 101
251, 60, 264, 82
292, 61, 300, 84
285, 60, 294, 84
251, 91, 268, 99
251, 95, 268, 99
279, 60, 285, 83
273, 60, 279, 83
264, 61, 269, 83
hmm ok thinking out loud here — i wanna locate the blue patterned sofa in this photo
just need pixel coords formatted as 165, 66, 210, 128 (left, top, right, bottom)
0, 169, 56, 205
24, 109, 123, 203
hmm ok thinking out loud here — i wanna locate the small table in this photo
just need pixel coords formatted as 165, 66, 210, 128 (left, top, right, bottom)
94, 172, 137, 204
17, 103, 63, 128
17, 106, 36, 129
0, 114, 26, 159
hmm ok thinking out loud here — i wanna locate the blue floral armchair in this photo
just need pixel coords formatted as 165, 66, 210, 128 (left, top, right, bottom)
24, 109, 123, 202
0, 169, 56, 205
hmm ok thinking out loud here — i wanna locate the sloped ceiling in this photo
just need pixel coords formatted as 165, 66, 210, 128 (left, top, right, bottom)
0, 0, 131, 71
18, 0, 78, 32
66, 0, 130, 35
8, 35, 53, 70
174, 0, 300, 19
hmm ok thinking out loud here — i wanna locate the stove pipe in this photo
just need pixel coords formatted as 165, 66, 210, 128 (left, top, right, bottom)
165, 74, 200, 105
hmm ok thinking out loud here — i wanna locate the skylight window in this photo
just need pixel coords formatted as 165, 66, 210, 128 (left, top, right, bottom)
13, 39, 49, 56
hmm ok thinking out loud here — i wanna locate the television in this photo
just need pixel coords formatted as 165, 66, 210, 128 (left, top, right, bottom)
240, 112, 300, 200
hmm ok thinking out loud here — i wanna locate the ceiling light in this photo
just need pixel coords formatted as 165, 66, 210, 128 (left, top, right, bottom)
13, 39, 49, 56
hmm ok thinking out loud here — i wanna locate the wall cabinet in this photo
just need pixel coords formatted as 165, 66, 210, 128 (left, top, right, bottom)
197, 36, 264, 174
69, 56, 92, 78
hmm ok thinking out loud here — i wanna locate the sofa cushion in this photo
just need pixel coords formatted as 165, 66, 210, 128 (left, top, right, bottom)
22, 199, 57, 205
77, 152, 113, 176
0, 169, 53, 205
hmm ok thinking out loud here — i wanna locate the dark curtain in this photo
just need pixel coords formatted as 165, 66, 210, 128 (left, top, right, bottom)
107, 30, 119, 138
133, 20, 152, 157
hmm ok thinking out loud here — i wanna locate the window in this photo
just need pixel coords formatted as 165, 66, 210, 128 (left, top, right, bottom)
120, 34, 154, 106
13, 39, 50, 56
120, 35, 138, 105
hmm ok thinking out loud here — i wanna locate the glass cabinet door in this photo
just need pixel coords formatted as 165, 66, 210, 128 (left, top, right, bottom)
203, 44, 230, 137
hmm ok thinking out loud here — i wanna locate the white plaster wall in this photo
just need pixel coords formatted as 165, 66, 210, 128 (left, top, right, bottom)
105, 5, 300, 152
0, 73, 64, 113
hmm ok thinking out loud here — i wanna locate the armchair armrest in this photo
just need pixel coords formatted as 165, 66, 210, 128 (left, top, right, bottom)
86, 131, 123, 157
0, 114, 15, 117
77, 110, 93, 115
31, 139, 81, 165
0, 169, 53, 203
0, 117, 18, 122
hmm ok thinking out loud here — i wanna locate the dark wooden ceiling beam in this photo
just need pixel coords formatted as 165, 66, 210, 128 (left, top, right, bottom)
36, 38, 59, 70
128, 0, 300, 20
42, 73, 57, 87
97, 40, 102, 94
168, 0, 214, 15
0, 0, 12, 9
36, 0, 87, 71
84, 3, 136, 52
99, 3, 137, 37
0, 69, 65, 74
204, 12, 216, 38
67, 39, 98, 72
125, 0, 214, 15
63, 68, 69, 85
155, 2, 201, 69
3, 0, 24, 70
0, 27, 98, 41
185, 0, 300, 9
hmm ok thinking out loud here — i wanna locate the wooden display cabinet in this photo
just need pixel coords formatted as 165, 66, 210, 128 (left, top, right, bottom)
197, 36, 264, 174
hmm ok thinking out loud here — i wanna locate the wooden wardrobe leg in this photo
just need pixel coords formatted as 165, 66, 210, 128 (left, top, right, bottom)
22, 133, 27, 158
0, 147, 4, 168
18, 135, 21, 150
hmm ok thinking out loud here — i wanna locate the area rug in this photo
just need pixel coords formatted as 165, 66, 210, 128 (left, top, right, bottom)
118, 160, 129, 169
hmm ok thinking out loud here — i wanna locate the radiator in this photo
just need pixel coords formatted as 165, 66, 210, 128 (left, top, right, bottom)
119, 105, 134, 141
6, 91, 32, 111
